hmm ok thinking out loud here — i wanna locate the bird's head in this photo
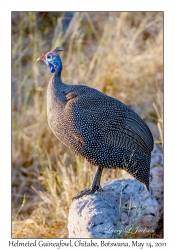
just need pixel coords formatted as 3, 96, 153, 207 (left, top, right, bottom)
36, 46, 63, 75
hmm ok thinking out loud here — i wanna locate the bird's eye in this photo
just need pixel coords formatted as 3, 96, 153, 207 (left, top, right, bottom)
47, 54, 52, 59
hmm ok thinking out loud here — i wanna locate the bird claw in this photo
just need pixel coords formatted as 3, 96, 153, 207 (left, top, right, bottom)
72, 186, 103, 200
72, 188, 92, 200
97, 186, 103, 192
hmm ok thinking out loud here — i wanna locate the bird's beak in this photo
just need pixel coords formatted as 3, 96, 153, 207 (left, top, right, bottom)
36, 55, 48, 65
36, 54, 46, 62
36, 56, 41, 62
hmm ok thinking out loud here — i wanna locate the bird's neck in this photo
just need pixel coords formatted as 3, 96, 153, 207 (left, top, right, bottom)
47, 73, 72, 114
51, 73, 63, 86
54, 71, 62, 79
54, 59, 62, 76
49, 73, 70, 93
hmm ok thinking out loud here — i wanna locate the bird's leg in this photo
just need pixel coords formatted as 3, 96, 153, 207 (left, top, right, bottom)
91, 166, 103, 192
72, 166, 103, 200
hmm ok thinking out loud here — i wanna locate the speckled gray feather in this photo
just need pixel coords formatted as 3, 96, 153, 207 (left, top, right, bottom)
47, 73, 154, 191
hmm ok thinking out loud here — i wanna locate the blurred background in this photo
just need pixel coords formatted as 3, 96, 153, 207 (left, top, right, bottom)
12, 12, 163, 238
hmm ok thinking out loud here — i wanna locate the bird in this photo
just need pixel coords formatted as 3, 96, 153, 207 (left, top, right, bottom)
37, 46, 154, 199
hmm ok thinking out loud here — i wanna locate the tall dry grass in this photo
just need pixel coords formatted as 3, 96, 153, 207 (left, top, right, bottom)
12, 12, 163, 238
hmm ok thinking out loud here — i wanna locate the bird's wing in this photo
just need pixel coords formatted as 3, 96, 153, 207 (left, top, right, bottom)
72, 88, 153, 154
99, 106, 154, 154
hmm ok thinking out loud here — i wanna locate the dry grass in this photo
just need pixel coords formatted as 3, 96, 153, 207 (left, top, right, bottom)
12, 11, 163, 238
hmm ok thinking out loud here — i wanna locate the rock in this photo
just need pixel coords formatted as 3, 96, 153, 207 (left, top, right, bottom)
68, 179, 160, 238
151, 144, 163, 168
150, 166, 163, 213
68, 143, 163, 238
150, 144, 163, 213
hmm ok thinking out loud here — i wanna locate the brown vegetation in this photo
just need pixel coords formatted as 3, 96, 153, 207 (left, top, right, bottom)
12, 12, 163, 238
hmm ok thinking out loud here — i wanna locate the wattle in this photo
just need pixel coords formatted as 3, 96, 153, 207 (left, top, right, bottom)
49, 63, 55, 73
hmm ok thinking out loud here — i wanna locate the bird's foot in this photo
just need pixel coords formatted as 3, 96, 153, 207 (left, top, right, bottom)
72, 188, 92, 200
72, 186, 103, 200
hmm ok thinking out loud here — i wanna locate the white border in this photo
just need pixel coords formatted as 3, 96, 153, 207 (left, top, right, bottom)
1, 0, 174, 248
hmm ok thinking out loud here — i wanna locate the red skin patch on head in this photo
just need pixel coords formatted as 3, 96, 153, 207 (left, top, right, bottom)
40, 54, 46, 61
45, 51, 58, 59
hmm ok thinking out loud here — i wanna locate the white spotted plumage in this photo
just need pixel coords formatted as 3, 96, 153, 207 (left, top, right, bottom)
37, 47, 154, 192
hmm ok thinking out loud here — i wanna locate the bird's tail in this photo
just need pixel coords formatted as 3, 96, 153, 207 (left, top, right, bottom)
122, 151, 151, 191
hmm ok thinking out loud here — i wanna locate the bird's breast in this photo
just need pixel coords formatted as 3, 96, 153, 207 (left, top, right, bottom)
47, 95, 86, 154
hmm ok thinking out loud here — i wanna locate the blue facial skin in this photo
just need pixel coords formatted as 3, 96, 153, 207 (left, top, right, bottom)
48, 56, 62, 76
49, 63, 55, 73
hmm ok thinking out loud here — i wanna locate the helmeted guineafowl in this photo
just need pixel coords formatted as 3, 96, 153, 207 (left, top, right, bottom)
37, 46, 154, 198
